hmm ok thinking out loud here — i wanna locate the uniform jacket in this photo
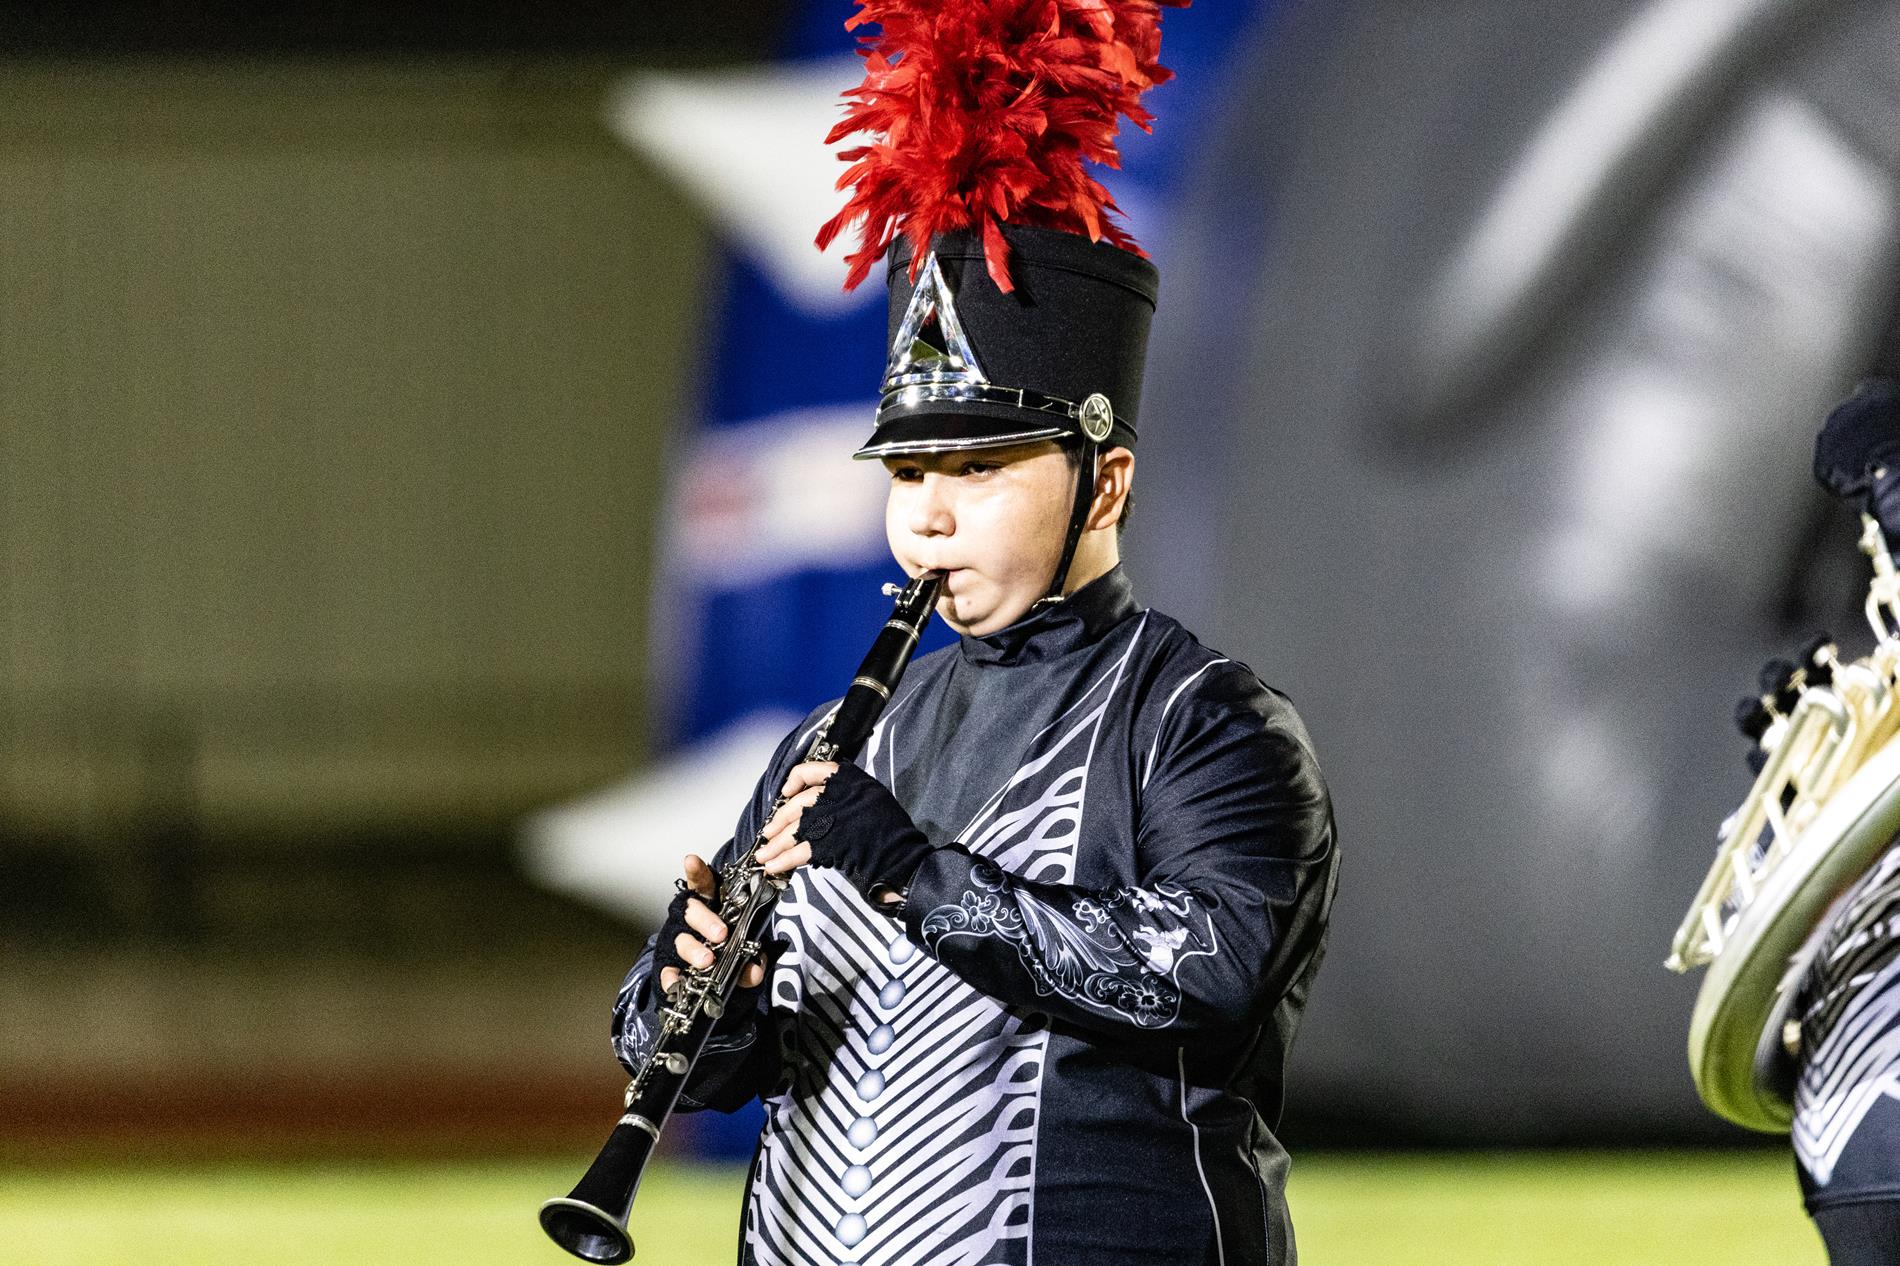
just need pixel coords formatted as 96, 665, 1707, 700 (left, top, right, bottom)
1795, 842, 1900, 1213
613, 566, 1338, 1265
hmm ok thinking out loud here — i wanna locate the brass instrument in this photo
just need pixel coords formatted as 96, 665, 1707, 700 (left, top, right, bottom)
1668, 515, 1900, 1131
539, 570, 944, 1262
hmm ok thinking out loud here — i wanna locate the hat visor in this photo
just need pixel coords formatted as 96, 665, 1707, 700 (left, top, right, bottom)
851, 403, 1073, 460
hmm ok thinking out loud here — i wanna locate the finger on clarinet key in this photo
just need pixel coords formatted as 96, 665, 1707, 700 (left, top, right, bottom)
759, 810, 803, 857
761, 805, 791, 840
760, 820, 795, 856
685, 899, 727, 945
764, 788, 822, 841
676, 931, 714, 969
763, 794, 806, 839
762, 841, 812, 876
780, 761, 838, 798
667, 959, 763, 994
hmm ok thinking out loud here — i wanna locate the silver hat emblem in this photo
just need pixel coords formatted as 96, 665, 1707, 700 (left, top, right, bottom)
882, 253, 987, 392
1078, 392, 1114, 442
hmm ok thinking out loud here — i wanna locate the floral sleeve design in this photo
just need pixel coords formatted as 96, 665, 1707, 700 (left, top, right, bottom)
919, 856, 1219, 1029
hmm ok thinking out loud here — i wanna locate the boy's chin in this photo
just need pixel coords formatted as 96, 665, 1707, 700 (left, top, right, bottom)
949, 596, 1042, 638
934, 597, 976, 636
934, 592, 989, 637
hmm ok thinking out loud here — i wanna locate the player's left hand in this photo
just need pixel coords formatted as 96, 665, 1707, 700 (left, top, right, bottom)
756, 761, 938, 903
754, 760, 839, 876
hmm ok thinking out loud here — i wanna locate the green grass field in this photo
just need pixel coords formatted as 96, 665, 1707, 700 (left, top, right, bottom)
0, 1150, 1821, 1265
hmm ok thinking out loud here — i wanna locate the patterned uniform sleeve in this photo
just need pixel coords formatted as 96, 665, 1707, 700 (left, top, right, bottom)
1793, 843, 1900, 1207
607, 715, 824, 1112
900, 665, 1336, 1039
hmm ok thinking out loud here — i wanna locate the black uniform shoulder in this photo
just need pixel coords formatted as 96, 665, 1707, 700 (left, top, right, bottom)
1134, 610, 1315, 734
1132, 609, 1328, 797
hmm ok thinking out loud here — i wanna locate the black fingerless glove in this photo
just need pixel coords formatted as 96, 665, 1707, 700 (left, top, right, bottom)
796, 763, 937, 902
650, 876, 772, 1035
651, 882, 700, 985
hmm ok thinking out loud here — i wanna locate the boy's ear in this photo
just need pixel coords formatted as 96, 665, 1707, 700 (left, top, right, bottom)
1088, 448, 1134, 529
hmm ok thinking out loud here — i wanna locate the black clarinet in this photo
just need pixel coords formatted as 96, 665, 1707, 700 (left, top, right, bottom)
539, 570, 944, 1263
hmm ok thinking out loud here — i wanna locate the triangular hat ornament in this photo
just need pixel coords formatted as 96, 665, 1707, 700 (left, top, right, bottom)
881, 253, 988, 392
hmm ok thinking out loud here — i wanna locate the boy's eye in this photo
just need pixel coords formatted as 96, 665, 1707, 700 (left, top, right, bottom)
890, 465, 923, 481
960, 461, 1000, 477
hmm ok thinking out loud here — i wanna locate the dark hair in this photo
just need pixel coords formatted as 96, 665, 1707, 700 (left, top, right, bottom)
1063, 444, 1132, 537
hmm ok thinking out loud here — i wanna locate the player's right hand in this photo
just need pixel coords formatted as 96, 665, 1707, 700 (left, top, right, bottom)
659, 853, 767, 994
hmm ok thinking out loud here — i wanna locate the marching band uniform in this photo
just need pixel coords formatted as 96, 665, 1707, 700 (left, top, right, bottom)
611, 3, 1339, 1262
1793, 845, 1900, 1262
1791, 377, 1900, 1265
614, 557, 1335, 1265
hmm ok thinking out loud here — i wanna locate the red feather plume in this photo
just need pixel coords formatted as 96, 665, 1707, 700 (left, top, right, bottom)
814, 0, 1190, 295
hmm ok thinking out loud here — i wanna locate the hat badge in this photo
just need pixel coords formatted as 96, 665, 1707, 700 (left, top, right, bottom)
883, 254, 987, 392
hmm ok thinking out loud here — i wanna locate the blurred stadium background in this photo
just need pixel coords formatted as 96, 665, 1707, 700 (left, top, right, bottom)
7, 0, 1897, 1260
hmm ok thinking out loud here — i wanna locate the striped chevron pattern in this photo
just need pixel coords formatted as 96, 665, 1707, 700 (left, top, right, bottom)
747, 629, 1146, 1265
1793, 845, 1900, 1187
751, 871, 1043, 1266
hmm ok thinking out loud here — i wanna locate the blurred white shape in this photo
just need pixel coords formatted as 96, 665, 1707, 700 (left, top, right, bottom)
519, 712, 798, 926
604, 57, 876, 316
670, 405, 890, 590
1408, 0, 1822, 428
1530, 89, 1898, 862
1546, 377, 1706, 620
1544, 90, 1896, 630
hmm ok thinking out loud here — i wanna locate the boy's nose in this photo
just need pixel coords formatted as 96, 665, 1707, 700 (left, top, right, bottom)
908, 474, 955, 536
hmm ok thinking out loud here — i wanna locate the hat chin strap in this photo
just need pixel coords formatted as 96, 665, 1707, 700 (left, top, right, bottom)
1033, 438, 1100, 610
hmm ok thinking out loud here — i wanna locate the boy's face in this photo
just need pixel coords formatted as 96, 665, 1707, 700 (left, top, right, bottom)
881, 440, 1075, 636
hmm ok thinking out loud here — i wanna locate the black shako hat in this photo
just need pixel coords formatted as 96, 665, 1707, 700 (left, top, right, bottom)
815, 0, 1188, 601
852, 225, 1159, 461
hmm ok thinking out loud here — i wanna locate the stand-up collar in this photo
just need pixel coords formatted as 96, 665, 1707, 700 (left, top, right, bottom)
959, 565, 1139, 667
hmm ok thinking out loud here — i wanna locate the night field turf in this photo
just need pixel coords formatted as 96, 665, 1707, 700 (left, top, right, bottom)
1, 1150, 1821, 1265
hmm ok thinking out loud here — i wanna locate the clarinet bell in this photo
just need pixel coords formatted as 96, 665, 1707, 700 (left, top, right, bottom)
539, 1113, 660, 1262
538, 1198, 632, 1264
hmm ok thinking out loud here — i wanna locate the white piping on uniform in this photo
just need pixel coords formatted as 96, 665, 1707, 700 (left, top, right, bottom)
1142, 658, 1229, 790
1180, 1046, 1227, 1266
